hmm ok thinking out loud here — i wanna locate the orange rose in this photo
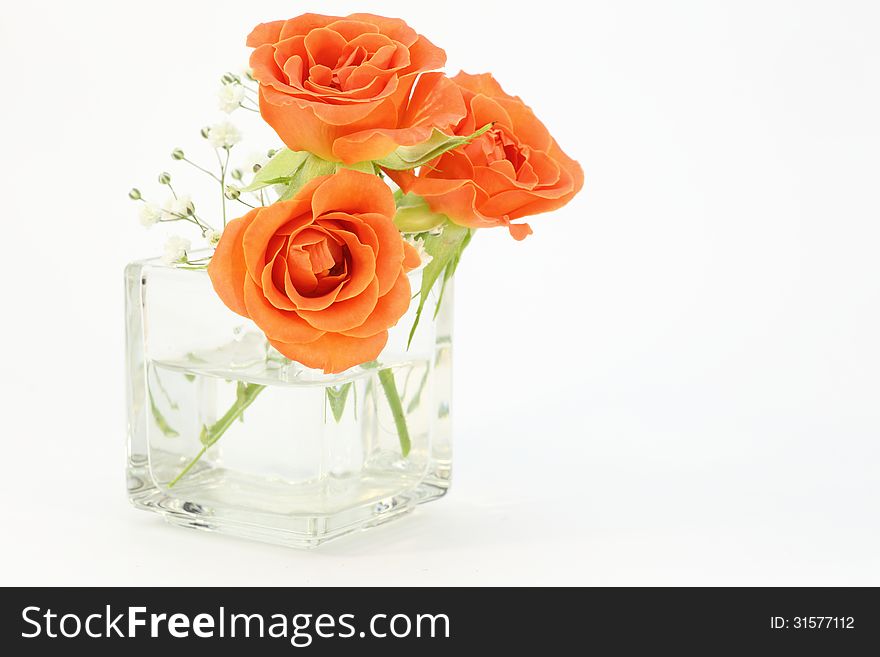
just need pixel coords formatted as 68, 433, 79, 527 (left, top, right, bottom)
389, 72, 584, 240
208, 169, 421, 374
247, 13, 465, 164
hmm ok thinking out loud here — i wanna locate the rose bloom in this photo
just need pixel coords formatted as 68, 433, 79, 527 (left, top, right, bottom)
247, 13, 465, 164
208, 169, 420, 373
389, 72, 584, 240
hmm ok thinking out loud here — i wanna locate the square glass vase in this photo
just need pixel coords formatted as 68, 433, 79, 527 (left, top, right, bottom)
125, 256, 453, 548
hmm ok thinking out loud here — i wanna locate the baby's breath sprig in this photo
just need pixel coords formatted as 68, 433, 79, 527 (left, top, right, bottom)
130, 68, 268, 258
203, 121, 242, 228
219, 71, 260, 114
156, 172, 214, 234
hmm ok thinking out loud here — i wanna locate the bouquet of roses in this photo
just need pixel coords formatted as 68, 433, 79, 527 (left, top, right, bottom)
133, 11, 582, 373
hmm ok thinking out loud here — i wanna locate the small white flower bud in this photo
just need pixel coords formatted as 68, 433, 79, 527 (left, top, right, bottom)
225, 186, 240, 200
162, 236, 191, 265
217, 84, 246, 114
162, 195, 194, 219
139, 202, 162, 227
158, 171, 172, 185
171, 148, 185, 160
207, 121, 242, 149
204, 229, 221, 246
129, 188, 142, 200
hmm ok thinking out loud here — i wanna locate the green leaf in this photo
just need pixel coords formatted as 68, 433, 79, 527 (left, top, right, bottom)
407, 221, 471, 348
277, 154, 338, 200
237, 149, 309, 192
394, 192, 447, 233
149, 392, 179, 438
338, 161, 378, 174
198, 382, 266, 448
167, 382, 266, 488
376, 123, 493, 171
434, 228, 472, 318
325, 382, 353, 423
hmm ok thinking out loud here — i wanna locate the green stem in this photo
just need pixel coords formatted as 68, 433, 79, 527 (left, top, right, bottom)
182, 157, 221, 182
220, 148, 230, 228
378, 368, 411, 457
166, 445, 206, 487
167, 382, 266, 488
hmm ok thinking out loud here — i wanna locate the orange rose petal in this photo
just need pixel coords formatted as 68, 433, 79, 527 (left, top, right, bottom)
322, 227, 376, 300
325, 19, 380, 41
279, 13, 338, 40
269, 330, 389, 374
261, 259, 297, 311
250, 45, 291, 92
310, 92, 396, 126
283, 272, 344, 311
481, 161, 522, 190
506, 190, 583, 221
404, 34, 447, 74
384, 167, 416, 193
517, 149, 559, 186
347, 29, 396, 51
285, 247, 318, 293
318, 213, 379, 251
207, 211, 257, 317
402, 168, 472, 196
368, 43, 401, 70
273, 36, 308, 72
243, 276, 325, 344
332, 125, 433, 166
282, 260, 344, 311
323, 75, 393, 104
355, 212, 405, 295
297, 278, 380, 332
342, 273, 410, 338
241, 200, 312, 283
429, 149, 476, 180
468, 94, 513, 133
347, 63, 396, 92
416, 182, 485, 227
399, 72, 465, 129
483, 184, 575, 217
497, 98, 554, 151
347, 13, 417, 45
402, 241, 421, 271
246, 20, 286, 48
303, 27, 348, 68
314, 270, 348, 296
290, 174, 330, 203
507, 223, 533, 240
451, 71, 508, 98
257, 92, 334, 160
311, 169, 396, 218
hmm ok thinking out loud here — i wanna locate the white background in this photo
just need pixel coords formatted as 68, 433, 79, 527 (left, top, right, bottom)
1, 0, 878, 585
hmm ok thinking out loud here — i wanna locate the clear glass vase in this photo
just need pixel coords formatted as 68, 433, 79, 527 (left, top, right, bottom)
124, 256, 453, 548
